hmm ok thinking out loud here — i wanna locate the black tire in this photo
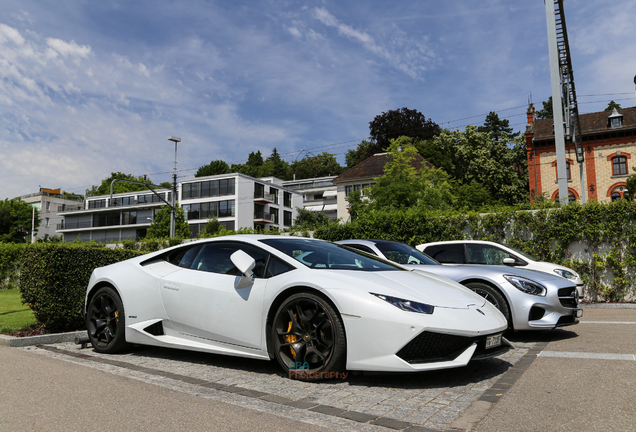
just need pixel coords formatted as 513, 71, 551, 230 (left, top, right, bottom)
271, 293, 346, 379
465, 282, 512, 328
86, 286, 130, 354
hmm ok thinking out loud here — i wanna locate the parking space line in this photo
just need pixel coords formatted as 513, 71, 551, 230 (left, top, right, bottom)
539, 351, 636, 361
579, 321, 636, 324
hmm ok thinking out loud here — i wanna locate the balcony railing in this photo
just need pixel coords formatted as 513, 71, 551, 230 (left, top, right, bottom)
254, 193, 275, 204
253, 213, 276, 224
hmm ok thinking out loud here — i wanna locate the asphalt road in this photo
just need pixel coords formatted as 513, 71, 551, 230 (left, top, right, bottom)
474, 308, 636, 432
1, 307, 635, 432
0, 344, 331, 432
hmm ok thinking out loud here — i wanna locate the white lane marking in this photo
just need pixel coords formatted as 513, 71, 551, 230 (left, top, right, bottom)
539, 351, 636, 361
580, 321, 636, 324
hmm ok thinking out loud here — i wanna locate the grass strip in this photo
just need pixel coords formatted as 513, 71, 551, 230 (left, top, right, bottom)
0, 289, 37, 334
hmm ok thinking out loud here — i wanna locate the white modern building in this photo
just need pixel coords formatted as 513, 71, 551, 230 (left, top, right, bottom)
55, 173, 303, 241
282, 176, 338, 221
181, 173, 303, 236
21, 188, 85, 242
57, 188, 173, 242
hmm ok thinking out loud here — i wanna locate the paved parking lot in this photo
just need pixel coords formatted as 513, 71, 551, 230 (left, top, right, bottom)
5, 306, 636, 431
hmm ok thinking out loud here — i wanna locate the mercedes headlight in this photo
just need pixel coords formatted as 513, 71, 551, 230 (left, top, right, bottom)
503, 275, 547, 296
370, 293, 434, 314
553, 269, 577, 280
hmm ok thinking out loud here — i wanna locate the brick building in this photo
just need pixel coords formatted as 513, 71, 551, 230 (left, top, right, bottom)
526, 104, 636, 202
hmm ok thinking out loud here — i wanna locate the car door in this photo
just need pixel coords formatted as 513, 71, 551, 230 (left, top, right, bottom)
160, 241, 270, 350
465, 243, 519, 265
423, 243, 465, 264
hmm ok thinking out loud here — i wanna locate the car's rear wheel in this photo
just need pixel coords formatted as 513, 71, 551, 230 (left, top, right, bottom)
465, 282, 512, 328
272, 293, 346, 379
86, 286, 130, 353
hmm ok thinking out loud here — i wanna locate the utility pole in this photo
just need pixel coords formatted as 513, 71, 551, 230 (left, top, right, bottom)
545, 0, 585, 205
167, 136, 181, 239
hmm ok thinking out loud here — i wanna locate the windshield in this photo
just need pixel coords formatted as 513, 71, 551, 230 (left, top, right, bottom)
260, 238, 402, 271
374, 242, 440, 265
506, 245, 539, 261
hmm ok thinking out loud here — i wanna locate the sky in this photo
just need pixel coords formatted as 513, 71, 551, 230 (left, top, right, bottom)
1, 0, 635, 200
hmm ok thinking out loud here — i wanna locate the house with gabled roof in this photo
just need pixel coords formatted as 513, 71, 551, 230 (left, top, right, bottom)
526, 104, 636, 202
332, 152, 432, 222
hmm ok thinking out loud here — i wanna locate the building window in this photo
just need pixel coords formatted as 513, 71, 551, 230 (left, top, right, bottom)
270, 187, 279, 204
283, 210, 292, 226
45, 202, 50, 211
552, 160, 572, 181
345, 186, 352, 197
284, 192, 292, 208
45, 217, 49, 227
88, 199, 106, 209
122, 211, 137, 225
611, 192, 622, 202
612, 156, 627, 176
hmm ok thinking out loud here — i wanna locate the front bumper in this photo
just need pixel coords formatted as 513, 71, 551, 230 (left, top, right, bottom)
512, 284, 582, 330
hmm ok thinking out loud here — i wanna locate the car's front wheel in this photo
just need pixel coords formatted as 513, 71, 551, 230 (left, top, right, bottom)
86, 286, 130, 353
465, 282, 512, 328
271, 293, 346, 378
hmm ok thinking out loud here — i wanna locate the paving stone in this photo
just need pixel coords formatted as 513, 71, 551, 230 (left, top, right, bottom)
337, 410, 378, 423
370, 417, 412, 430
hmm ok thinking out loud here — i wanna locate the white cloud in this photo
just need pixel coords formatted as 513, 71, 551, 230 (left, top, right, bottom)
46, 37, 91, 58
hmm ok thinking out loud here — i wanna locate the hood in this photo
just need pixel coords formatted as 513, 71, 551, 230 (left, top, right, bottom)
404, 263, 576, 288
320, 269, 486, 309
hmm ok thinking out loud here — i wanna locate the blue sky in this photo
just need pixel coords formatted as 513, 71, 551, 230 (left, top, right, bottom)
1, 0, 635, 199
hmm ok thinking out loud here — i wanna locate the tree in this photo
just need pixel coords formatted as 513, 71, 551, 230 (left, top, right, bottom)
87, 172, 158, 196
293, 208, 334, 230
145, 205, 190, 239
261, 148, 291, 179
345, 140, 381, 168
369, 107, 441, 149
625, 168, 636, 201
195, 160, 230, 177
536, 97, 553, 120
606, 100, 622, 111
345, 190, 367, 222
428, 126, 528, 205
346, 108, 441, 168
201, 216, 223, 236
0, 199, 39, 243
231, 150, 265, 178
478, 112, 519, 141
291, 152, 345, 179
366, 137, 455, 211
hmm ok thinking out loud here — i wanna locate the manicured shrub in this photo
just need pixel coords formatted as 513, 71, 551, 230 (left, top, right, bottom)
19, 243, 145, 332
0, 243, 28, 290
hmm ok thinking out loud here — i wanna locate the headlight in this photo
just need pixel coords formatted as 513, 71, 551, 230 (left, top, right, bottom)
553, 269, 577, 280
370, 293, 434, 314
503, 275, 546, 296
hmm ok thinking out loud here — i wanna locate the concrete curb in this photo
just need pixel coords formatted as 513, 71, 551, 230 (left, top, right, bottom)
581, 303, 636, 309
0, 330, 87, 347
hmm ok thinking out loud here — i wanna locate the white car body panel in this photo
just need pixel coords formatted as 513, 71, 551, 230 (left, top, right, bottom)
85, 235, 510, 374
416, 240, 584, 295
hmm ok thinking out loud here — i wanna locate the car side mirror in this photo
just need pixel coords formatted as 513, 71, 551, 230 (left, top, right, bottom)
231, 250, 256, 279
502, 257, 516, 266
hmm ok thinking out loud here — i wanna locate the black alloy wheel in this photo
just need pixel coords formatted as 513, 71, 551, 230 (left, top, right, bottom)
86, 286, 130, 353
272, 293, 346, 378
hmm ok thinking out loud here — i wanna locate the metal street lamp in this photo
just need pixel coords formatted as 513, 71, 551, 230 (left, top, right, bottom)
167, 136, 181, 238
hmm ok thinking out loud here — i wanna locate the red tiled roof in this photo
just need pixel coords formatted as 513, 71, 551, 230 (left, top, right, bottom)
533, 106, 636, 140
333, 152, 433, 182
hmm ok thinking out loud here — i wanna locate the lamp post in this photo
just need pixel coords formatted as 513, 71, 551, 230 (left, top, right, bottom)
167, 136, 181, 238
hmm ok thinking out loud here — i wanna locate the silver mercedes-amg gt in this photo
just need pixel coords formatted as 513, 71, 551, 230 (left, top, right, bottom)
336, 239, 582, 331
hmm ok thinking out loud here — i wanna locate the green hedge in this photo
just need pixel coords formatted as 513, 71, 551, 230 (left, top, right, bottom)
0, 243, 28, 290
314, 200, 636, 301
19, 244, 145, 332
